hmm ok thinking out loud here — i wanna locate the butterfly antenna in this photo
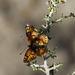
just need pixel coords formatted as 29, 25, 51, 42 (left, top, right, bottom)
26, 42, 29, 46
20, 46, 28, 55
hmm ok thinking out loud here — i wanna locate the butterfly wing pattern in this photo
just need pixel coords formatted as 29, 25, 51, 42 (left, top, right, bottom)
24, 48, 36, 63
32, 34, 48, 47
35, 47, 48, 56
24, 24, 48, 63
26, 24, 38, 44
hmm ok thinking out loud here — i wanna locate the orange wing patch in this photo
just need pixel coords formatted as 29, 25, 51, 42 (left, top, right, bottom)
32, 34, 48, 46
35, 47, 48, 56
26, 24, 38, 44
24, 49, 36, 63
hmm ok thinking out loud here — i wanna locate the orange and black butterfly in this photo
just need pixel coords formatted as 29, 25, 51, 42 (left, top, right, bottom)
23, 24, 48, 63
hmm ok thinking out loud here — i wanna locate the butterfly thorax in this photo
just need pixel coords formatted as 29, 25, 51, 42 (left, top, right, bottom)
28, 43, 47, 49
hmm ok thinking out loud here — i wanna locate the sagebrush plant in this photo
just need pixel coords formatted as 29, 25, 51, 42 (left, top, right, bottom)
26, 0, 75, 75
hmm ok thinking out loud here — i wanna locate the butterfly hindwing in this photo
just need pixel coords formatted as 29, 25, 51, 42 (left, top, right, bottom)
26, 24, 38, 44
23, 48, 36, 63
35, 47, 48, 56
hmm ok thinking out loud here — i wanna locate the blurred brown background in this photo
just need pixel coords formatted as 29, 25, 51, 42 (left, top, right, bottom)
0, 0, 75, 75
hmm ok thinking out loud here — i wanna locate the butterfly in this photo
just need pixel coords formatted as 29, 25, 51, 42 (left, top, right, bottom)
23, 24, 48, 63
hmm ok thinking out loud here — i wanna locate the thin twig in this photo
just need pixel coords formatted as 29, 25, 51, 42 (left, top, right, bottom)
48, 64, 62, 71
55, 18, 63, 22
38, 68, 46, 73
72, 71, 75, 75
45, 0, 57, 33
31, 64, 44, 67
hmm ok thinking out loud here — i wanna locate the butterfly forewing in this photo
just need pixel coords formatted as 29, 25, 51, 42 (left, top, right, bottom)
26, 24, 38, 44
